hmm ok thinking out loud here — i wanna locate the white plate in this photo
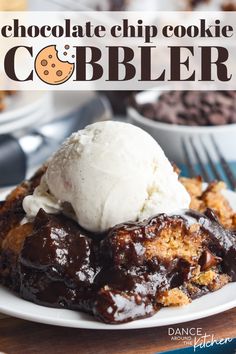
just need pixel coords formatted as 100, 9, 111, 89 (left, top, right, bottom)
0, 95, 52, 134
0, 92, 51, 123
0, 188, 235, 330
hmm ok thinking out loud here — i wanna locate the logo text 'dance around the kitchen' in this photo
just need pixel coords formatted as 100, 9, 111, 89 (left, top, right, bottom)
0, 12, 236, 90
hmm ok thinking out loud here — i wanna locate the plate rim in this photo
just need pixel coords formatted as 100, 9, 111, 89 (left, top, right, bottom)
0, 96, 52, 134
0, 92, 51, 123
0, 283, 235, 330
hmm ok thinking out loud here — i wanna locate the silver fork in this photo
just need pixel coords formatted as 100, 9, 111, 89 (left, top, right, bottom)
182, 136, 236, 191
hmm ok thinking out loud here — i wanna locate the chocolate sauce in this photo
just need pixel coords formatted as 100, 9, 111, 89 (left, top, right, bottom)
186, 209, 236, 280
16, 209, 236, 324
19, 209, 98, 312
100, 214, 190, 267
93, 288, 155, 324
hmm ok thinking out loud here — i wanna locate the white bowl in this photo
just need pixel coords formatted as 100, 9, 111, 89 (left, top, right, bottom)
128, 91, 236, 165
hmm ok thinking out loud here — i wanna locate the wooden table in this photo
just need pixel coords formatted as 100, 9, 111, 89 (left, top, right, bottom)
0, 308, 235, 354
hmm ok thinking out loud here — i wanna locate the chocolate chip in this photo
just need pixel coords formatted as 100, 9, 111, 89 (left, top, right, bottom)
41, 60, 47, 67
44, 70, 49, 76
108, 0, 127, 11
65, 45, 70, 50
140, 103, 156, 120
222, 3, 236, 11
199, 249, 222, 271
188, 0, 209, 9
136, 91, 236, 126
208, 113, 225, 126
56, 70, 63, 77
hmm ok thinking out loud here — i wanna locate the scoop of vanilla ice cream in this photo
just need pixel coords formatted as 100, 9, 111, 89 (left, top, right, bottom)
23, 175, 62, 218
23, 121, 190, 233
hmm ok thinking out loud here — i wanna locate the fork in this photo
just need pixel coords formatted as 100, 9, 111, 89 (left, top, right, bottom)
182, 136, 236, 191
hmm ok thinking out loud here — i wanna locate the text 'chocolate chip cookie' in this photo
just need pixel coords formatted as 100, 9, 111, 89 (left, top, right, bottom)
35, 45, 74, 85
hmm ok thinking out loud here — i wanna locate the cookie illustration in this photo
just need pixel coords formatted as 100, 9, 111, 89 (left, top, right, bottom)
35, 45, 74, 85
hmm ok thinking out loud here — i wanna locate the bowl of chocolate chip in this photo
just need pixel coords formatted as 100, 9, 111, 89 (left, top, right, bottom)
128, 90, 236, 164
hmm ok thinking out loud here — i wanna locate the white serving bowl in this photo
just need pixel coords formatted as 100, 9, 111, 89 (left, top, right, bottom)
128, 91, 236, 165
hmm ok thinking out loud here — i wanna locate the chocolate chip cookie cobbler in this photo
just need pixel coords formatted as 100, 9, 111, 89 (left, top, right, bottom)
0, 122, 235, 324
